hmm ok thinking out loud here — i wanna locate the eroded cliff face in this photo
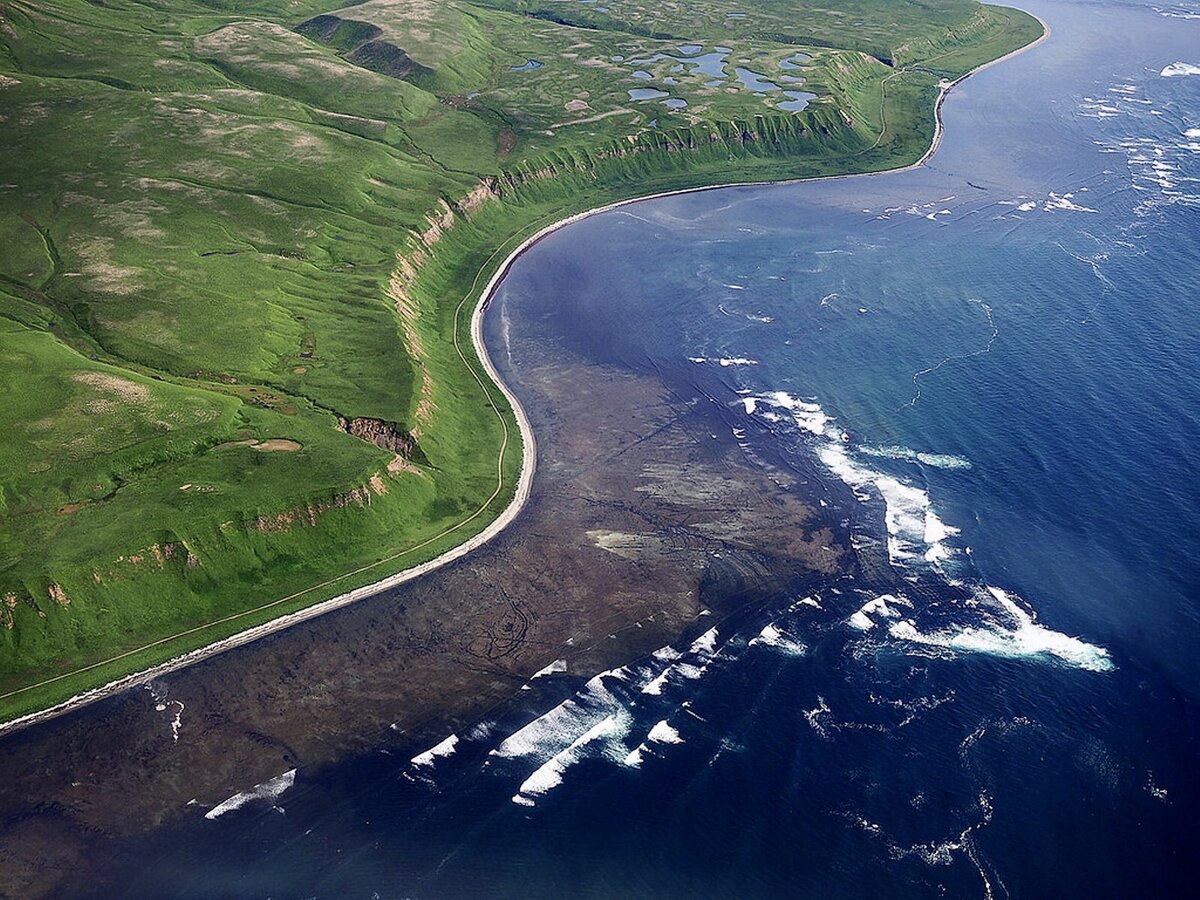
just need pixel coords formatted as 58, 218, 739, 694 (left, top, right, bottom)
247, 483, 383, 534
337, 415, 424, 460
385, 105, 864, 334
377, 105, 870, 485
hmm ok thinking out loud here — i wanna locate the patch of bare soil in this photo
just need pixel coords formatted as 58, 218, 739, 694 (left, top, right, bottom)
252, 439, 301, 452
73, 371, 151, 403
212, 438, 301, 452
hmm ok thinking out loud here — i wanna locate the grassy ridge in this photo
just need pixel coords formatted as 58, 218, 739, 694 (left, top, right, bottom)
0, 0, 1043, 721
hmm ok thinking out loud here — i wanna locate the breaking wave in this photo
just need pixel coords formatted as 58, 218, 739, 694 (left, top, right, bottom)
647, 720, 684, 744
492, 669, 634, 806
748, 623, 807, 655
489, 629, 729, 805
1160, 61, 1200, 77
743, 392, 1113, 672
513, 713, 631, 803
205, 769, 297, 820
530, 658, 568, 679
848, 594, 913, 631
411, 734, 459, 768
887, 587, 1114, 672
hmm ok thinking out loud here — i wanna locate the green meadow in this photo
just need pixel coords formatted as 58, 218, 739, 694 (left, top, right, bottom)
0, 0, 1043, 721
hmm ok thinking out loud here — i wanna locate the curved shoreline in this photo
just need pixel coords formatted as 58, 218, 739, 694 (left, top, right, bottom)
0, 12, 1049, 739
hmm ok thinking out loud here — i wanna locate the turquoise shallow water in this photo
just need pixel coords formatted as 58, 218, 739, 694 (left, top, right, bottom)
115, 1, 1200, 895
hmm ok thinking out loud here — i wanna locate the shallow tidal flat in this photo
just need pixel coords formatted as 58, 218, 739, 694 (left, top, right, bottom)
0, 236, 846, 895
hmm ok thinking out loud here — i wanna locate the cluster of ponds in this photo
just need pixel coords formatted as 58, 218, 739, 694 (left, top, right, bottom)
504, 43, 818, 117
612, 45, 817, 113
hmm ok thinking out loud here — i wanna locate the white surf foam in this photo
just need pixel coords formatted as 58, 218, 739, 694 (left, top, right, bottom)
145, 682, 184, 743
745, 390, 1112, 673
411, 734, 459, 767
1154, 2, 1200, 20
753, 391, 960, 566
1147, 771, 1169, 800
674, 663, 707, 681
640, 631, 720, 696
887, 587, 1113, 672
512, 713, 630, 804
205, 769, 296, 820
748, 623, 807, 654
1161, 62, 1200, 77
752, 623, 782, 643
1007, 190, 1098, 213
755, 390, 833, 435
1043, 192, 1098, 213
689, 627, 719, 656
804, 695, 833, 738
492, 669, 640, 805
492, 699, 579, 759
641, 670, 672, 696
647, 719, 684, 744
820, 442, 959, 564
467, 722, 494, 741
492, 672, 621, 760
847, 594, 912, 631
531, 658, 567, 679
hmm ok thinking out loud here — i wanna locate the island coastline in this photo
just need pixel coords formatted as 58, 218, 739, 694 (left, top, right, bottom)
0, 11, 1050, 739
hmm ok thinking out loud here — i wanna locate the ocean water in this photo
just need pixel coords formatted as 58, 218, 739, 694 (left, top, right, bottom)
118, 0, 1199, 896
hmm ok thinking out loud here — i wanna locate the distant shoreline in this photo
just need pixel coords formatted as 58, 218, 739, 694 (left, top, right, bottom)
0, 11, 1049, 739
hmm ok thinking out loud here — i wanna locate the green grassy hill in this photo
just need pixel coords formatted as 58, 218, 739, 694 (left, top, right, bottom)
0, 0, 1043, 721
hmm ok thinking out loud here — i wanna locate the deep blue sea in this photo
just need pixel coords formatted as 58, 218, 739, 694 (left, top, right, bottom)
123, 1, 1200, 896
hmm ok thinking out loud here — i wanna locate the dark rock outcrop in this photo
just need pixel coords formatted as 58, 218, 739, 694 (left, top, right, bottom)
337, 416, 425, 462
